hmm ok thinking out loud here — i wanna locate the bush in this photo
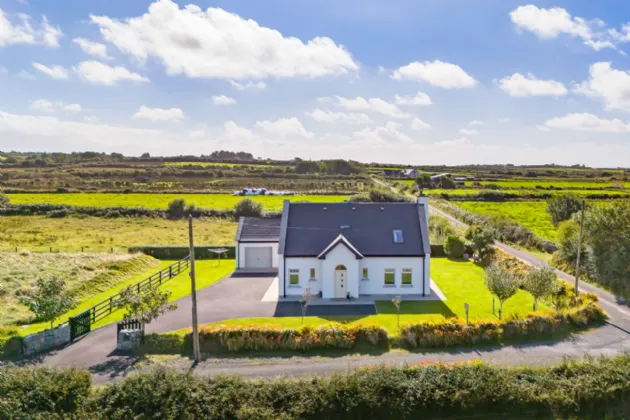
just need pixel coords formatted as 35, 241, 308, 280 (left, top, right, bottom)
348, 189, 410, 203
0, 193, 9, 208
546, 194, 583, 226
443, 234, 465, 258
166, 198, 186, 219
0, 366, 91, 418
47, 209, 68, 218
402, 320, 500, 348
234, 198, 263, 218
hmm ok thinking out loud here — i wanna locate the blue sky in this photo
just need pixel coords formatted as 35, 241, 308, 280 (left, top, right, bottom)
0, 0, 629, 166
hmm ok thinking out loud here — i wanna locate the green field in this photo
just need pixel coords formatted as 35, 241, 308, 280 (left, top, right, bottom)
456, 201, 557, 241
479, 180, 629, 190
7, 193, 349, 210
176, 258, 547, 337
0, 216, 237, 252
164, 162, 274, 168
427, 188, 627, 197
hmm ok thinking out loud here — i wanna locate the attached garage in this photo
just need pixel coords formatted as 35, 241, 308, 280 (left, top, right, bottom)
235, 217, 281, 273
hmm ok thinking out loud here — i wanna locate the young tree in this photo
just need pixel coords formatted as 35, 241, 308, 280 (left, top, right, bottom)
443, 234, 465, 258
523, 265, 557, 311
465, 225, 494, 259
392, 296, 402, 329
115, 287, 178, 330
167, 199, 187, 219
234, 198, 263, 218
299, 287, 313, 324
546, 194, 583, 226
415, 174, 433, 189
484, 265, 519, 320
19, 277, 77, 329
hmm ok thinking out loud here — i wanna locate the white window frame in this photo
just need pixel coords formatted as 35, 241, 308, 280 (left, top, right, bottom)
402, 268, 412, 285
384, 268, 395, 286
289, 269, 300, 285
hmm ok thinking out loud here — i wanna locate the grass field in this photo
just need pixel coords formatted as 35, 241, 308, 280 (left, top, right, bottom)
16, 259, 235, 337
175, 258, 546, 338
479, 180, 630, 190
7, 193, 349, 210
0, 216, 237, 252
456, 201, 557, 241
0, 252, 161, 326
164, 162, 275, 169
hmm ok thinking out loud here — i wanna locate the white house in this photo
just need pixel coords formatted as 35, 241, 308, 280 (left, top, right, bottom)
277, 197, 431, 299
235, 217, 281, 272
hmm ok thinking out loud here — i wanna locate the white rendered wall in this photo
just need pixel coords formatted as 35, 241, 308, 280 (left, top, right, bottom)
358, 257, 428, 296
283, 257, 323, 296
320, 244, 360, 299
237, 242, 278, 269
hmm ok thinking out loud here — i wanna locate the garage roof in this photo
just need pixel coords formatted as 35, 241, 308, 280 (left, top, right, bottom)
235, 217, 281, 242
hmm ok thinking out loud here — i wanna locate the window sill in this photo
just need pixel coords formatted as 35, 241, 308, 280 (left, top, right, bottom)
309, 278, 317, 282
401, 284, 413, 288
383, 284, 396, 288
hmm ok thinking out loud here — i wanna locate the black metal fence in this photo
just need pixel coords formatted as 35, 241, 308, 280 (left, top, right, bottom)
62, 257, 190, 341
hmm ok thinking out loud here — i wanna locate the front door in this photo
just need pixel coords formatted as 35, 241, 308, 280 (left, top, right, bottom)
334, 265, 347, 298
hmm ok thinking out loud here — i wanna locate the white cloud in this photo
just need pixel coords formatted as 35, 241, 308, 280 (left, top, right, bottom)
132, 105, 185, 122
305, 109, 372, 125
0, 10, 62, 47
336, 96, 410, 119
436, 137, 471, 147
498, 73, 568, 97
91, 0, 357, 80
17, 70, 36, 80
541, 113, 630, 133
574, 62, 630, 112
392, 60, 477, 88
32, 63, 69, 80
469, 120, 485, 126
459, 128, 479, 136
353, 122, 413, 145
73, 61, 149, 86
394, 91, 432, 106
229, 80, 266, 90
30, 99, 82, 113
255, 117, 313, 138
72, 38, 110, 59
212, 95, 236, 105
411, 118, 431, 131
509, 5, 623, 52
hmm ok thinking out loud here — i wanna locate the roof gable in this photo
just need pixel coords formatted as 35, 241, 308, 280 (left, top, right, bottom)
317, 234, 363, 260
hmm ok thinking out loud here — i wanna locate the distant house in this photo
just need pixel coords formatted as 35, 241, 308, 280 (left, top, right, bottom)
430, 173, 452, 182
401, 168, 421, 178
277, 198, 431, 298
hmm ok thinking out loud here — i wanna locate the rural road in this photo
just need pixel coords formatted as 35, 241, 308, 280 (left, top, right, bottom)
25, 186, 630, 384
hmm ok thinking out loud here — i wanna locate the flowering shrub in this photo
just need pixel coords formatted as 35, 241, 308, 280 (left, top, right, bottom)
194, 323, 387, 353
401, 321, 500, 348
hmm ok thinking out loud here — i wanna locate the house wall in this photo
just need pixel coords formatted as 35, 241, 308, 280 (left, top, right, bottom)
281, 252, 430, 297
237, 242, 278, 269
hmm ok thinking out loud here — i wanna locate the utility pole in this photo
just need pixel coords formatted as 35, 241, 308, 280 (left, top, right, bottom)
188, 215, 201, 363
574, 200, 586, 296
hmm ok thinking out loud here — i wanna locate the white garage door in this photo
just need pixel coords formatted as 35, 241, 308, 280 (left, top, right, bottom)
245, 246, 273, 268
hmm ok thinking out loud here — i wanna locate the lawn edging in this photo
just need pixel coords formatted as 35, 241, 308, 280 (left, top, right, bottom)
139, 300, 607, 356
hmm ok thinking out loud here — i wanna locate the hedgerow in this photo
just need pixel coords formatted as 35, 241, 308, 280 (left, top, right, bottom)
4, 356, 630, 418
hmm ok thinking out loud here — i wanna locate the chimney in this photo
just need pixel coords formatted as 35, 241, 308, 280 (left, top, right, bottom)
417, 194, 429, 227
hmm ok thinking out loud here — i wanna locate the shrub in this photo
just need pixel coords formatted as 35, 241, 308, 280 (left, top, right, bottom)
233, 198, 263, 218
546, 194, 583, 226
47, 209, 68, 218
348, 189, 410, 203
465, 225, 494, 258
402, 320, 500, 348
0, 366, 91, 418
0, 193, 9, 208
443, 234, 465, 258
166, 198, 187, 219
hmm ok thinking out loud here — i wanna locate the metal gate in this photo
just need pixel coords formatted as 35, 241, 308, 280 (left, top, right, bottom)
69, 310, 91, 341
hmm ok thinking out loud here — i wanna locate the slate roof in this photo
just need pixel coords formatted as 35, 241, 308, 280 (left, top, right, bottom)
235, 217, 281, 242
279, 202, 430, 257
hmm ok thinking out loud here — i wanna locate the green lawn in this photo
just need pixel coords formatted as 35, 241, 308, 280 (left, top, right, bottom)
17, 260, 235, 336
7, 193, 349, 210
171, 258, 546, 338
479, 180, 629, 190
456, 201, 558, 242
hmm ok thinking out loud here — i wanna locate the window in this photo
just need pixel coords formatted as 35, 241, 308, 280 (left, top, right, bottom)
362, 268, 369, 279
393, 230, 404, 243
402, 268, 412, 285
384, 269, 395, 285
310, 268, 316, 279
289, 269, 299, 285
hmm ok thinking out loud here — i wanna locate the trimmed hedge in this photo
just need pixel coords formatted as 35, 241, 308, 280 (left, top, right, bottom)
129, 246, 236, 260
8, 356, 629, 418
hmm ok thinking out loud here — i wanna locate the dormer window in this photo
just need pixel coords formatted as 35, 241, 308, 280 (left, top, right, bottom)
393, 229, 404, 243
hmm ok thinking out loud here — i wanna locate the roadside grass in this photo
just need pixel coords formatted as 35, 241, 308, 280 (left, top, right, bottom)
0, 252, 160, 325
16, 260, 235, 336
7, 193, 349, 210
455, 201, 558, 242
163, 258, 547, 339
0, 216, 237, 252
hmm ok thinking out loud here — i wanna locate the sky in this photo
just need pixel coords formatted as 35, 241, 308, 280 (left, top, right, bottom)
0, 0, 630, 166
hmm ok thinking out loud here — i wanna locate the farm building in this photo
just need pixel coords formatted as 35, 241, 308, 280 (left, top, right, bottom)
235, 217, 281, 273
277, 197, 431, 298
401, 168, 421, 178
